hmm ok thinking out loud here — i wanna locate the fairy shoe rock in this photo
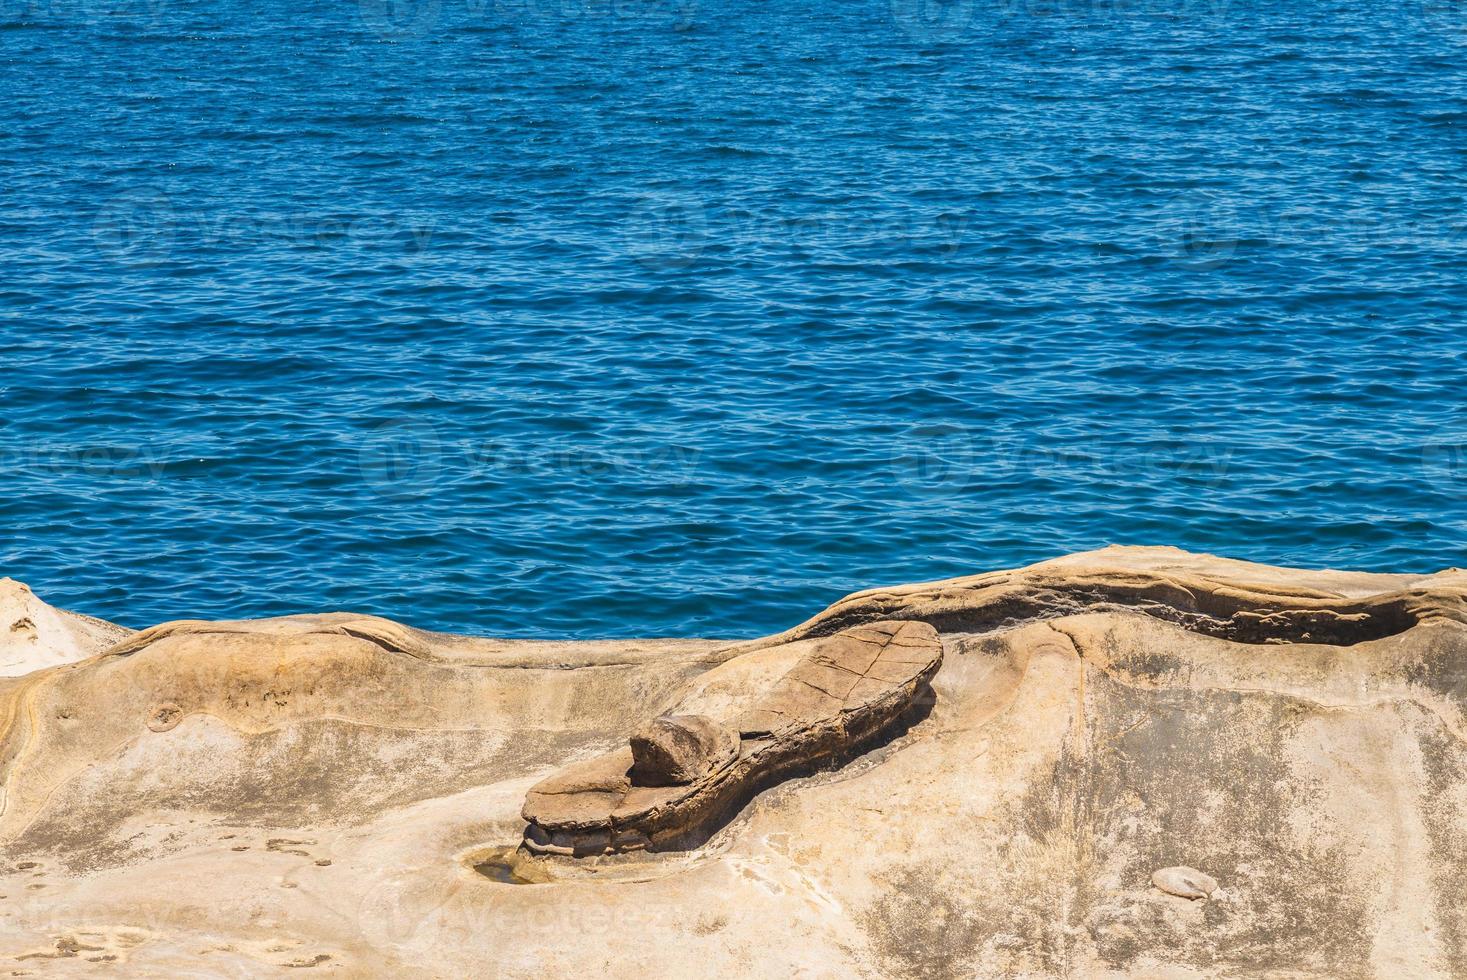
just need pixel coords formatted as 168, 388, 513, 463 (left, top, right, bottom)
522, 620, 943, 856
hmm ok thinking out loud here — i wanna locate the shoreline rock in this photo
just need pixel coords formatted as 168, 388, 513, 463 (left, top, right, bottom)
2, 546, 1466, 978
0, 577, 132, 677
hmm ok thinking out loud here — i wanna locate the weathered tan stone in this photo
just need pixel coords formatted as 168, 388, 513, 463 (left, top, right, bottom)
0, 577, 132, 677
2, 546, 1467, 977
521, 620, 944, 855
1152, 866, 1219, 900
629, 714, 738, 786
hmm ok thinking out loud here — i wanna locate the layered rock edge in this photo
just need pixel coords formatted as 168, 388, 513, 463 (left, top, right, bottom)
3, 545, 1467, 977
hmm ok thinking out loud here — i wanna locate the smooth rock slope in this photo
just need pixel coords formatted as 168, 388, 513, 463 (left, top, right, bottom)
2, 546, 1466, 978
0, 578, 132, 678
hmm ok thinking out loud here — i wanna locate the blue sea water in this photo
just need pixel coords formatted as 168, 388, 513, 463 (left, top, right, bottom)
2, 0, 1465, 638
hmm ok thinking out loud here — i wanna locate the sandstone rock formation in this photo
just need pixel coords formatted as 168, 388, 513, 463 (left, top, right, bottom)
0, 577, 132, 677
1, 546, 1466, 977
629, 714, 738, 786
522, 621, 942, 855
1152, 866, 1219, 901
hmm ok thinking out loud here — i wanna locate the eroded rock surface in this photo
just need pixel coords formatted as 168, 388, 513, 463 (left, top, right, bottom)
522, 621, 943, 855
2, 546, 1467, 978
1152, 866, 1219, 901
630, 715, 739, 786
0, 577, 132, 677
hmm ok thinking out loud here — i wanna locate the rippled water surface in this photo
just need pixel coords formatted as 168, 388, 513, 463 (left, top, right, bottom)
3, 0, 1466, 637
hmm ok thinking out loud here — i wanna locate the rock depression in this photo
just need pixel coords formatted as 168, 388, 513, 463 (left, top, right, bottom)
2, 546, 1467, 978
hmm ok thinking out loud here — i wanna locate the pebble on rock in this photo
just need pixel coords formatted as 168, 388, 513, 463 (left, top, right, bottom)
1152, 866, 1218, 900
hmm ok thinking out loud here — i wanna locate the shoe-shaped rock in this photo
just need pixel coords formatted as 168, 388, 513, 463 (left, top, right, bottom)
522, 620, 942, 856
